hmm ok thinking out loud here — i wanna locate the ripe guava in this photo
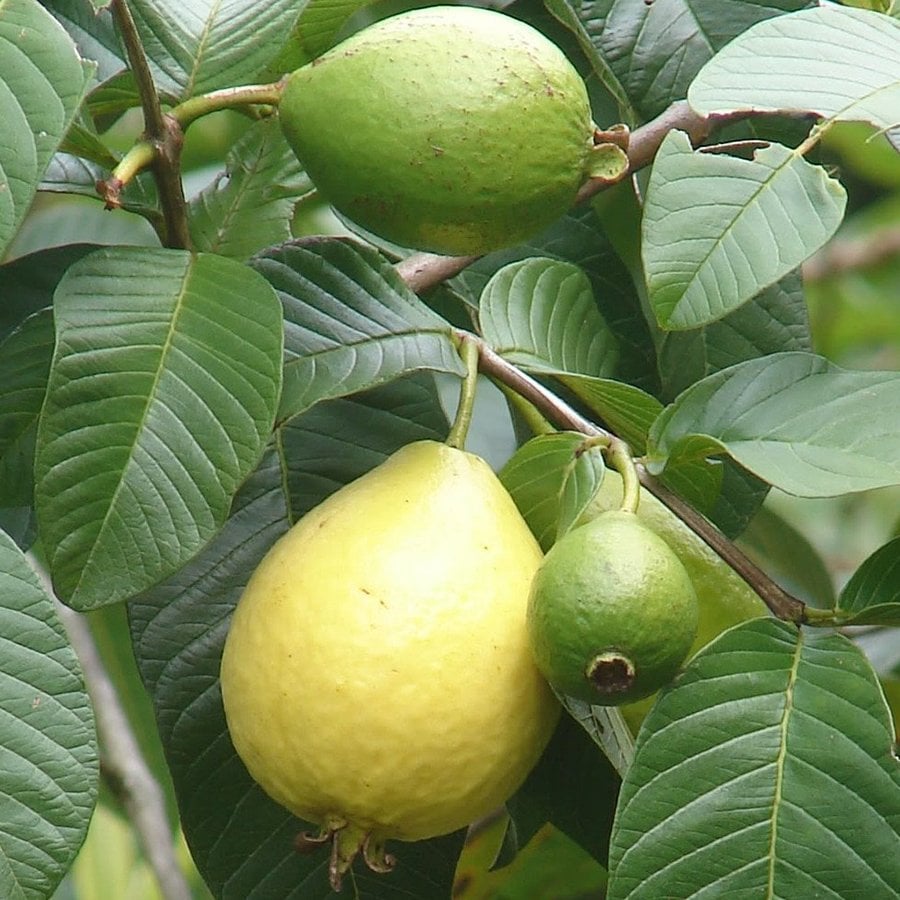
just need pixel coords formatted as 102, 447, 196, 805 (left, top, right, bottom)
527, 510, 699, 705
219, 440, 560, 889
278, 6, 595, 255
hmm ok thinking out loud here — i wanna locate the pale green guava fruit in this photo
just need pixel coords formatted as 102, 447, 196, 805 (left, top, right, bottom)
527, 510, 700, 706
220, 441, 560, 889
278, 5, 595, 255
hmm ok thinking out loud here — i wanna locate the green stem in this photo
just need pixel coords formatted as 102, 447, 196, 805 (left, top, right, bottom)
605, 438, 640, 514
171, 81, 286, 130
446, 335, 480, 449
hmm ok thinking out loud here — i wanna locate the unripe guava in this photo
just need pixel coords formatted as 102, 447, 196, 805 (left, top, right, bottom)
279, 6, 595, 255
527, 510, 700, 706
220, 441, 559, 889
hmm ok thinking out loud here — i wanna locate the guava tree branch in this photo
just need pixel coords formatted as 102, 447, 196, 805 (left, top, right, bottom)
56, 603, 193, 900
471, 339, 807, 624
108, 0, 191, 249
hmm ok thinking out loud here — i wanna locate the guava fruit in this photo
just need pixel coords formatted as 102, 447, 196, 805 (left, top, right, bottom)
220, 440, 560, 888
527, 510, 699, 705
278, 5, 595, 256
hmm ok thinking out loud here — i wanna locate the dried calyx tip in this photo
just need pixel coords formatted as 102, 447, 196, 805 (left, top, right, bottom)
295, 819, 396, 892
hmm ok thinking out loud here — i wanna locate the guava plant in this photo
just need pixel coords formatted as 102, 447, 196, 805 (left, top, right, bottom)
1, 1, 899, 898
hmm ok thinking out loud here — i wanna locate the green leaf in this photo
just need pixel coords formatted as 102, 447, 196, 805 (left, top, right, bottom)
834, 536, 900, 626
509, 711, 619, 862
0, 244, 96, 338
557, 443, 606, 541
500, 431, 585, 552
35, 247, 283, 609
188, 119, 313, 261
658, 270, 811, 399
608, 619, 900, 899
0, 0, 95, 258
569, 0, 810, 120
42, 0, 125, 84
738, 505, 836, 608
260, 0, 376, 77
251, 238, 465, 422
0, 309, 53, 506
0, 530, 99, 899
128, 377, 458, 898
688, 6, 900, 131
126, 0, 301, 98
648, 351, 900, 497
479, 257, 619, 377
643, 130, 846, 330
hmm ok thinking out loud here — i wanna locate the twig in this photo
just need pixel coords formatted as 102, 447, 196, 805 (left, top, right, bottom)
803, 225, 900, 281
470, 337, 807, 623
110, 0, 191, 249
56, 603, 193, 900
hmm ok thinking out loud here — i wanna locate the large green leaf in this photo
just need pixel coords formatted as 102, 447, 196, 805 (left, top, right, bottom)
479, 257, 619, 377
0, 309, 53, 506
251, 238, 465, 422
647, 351, 900, 497
643, 130, 846, 330
567, 0, 811, 120
689, 6, 900, 130
35, 247, 283, 609
0, 0, 94, 258
126, 0, 300, 98
0, 530, 98, 900
188, 118, 313, 261
128, 376, 463, 898
608, 619, 900, 898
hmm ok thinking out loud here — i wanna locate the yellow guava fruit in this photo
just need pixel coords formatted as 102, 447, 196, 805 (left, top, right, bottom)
527, 510, 700, 706
278, 5, 595, 256
220, 440, 560, 889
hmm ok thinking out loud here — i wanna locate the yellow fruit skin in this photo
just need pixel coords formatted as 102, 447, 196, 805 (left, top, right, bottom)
279, 6, 594, 256
220, 441, 559, 843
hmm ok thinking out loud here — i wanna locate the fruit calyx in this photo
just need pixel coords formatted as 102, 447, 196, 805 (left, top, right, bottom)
295, 816, 395, 892
586, 650, 637, 697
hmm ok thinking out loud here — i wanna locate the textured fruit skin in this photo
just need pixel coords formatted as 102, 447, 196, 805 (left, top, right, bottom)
279, 6, 594, 255
220, 440, 559, 843
527, 510, 699, 705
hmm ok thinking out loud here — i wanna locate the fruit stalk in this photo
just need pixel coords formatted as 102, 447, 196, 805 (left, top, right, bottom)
446, 334, 480, 450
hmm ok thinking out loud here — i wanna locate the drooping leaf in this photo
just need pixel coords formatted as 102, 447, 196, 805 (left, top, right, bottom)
0, 0, 95, 258
188, 118, 313, 261
0, 309, 54, 506
35, 247, 283, 609
455, 205, 657, 392
567, 0, 811, 121
608, 619, 900, 899
250, 238, 465, 422
648, 351, 900, 497
833, 536, 900, 626
479, 257, 619, 377
125, 0, 300, 98
0, 530, 99, 900
128, 376, 460, 899
689, 6, 900, 131
557, 442, 606, 541
643, 130, 846, 330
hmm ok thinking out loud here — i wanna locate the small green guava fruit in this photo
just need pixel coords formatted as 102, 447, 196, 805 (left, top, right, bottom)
527, 510, 699, 705
279, 5, 595, 255
220, 440, 559, 890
